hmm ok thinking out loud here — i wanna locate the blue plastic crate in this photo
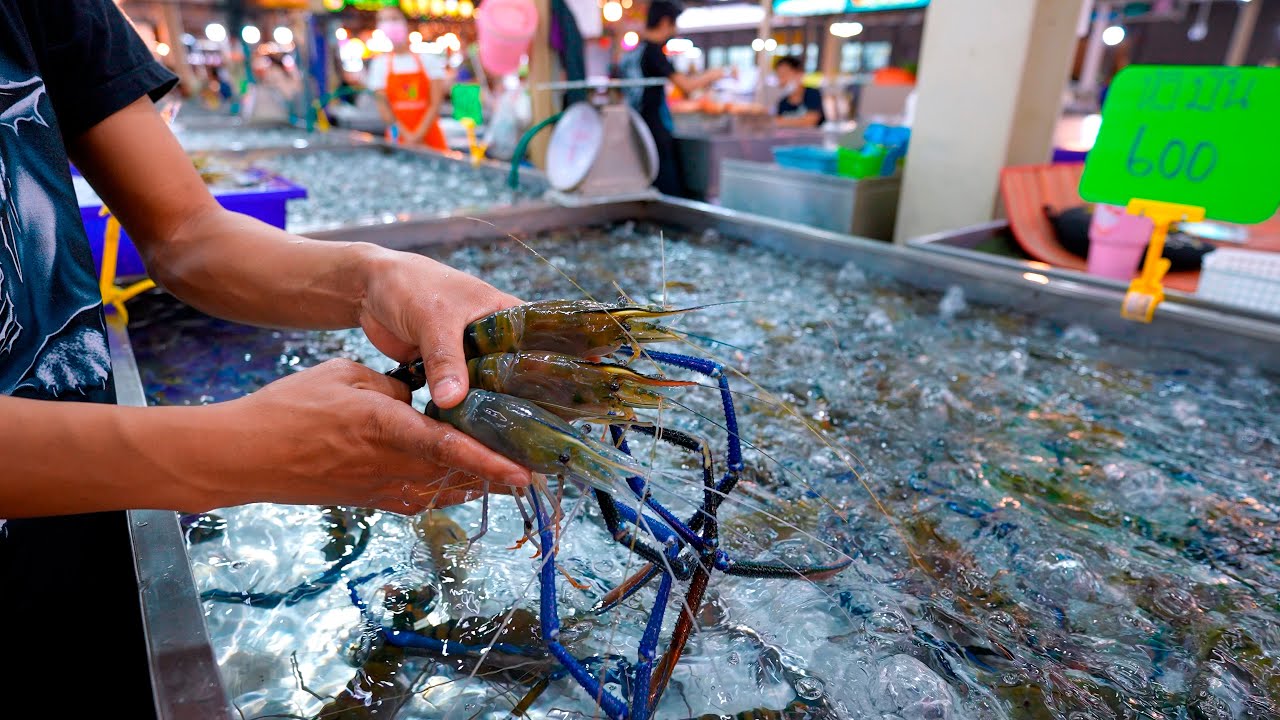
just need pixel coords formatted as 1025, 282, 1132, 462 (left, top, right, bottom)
78, 169, 307, 278
772, 145, 839, 175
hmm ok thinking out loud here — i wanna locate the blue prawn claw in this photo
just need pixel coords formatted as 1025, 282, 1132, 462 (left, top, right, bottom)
426, 390, 642, 496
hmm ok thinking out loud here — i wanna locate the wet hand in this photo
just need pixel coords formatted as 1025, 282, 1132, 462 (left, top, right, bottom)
356, 250, 522, 408
216, 358, 531, 514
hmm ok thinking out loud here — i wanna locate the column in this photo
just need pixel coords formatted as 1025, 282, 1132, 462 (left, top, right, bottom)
528, 0, 555, 168
893, 0, 1085, 244
1225, 0, 1263, 67
754, 0, 773, 105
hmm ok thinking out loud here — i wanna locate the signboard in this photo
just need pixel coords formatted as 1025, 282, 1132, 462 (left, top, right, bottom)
1079, 65, 1280, 224
773, 0, 927, 17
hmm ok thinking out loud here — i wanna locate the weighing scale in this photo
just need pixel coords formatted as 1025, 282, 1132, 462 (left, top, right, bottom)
538, 79, 664, 205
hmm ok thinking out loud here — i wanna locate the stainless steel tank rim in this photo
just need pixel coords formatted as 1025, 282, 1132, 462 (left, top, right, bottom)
907, 219, 1280, 326
193, 139, 550, 191
110, 319, 236, 720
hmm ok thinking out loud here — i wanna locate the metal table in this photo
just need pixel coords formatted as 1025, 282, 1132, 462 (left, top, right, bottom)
672, 128, 825, 201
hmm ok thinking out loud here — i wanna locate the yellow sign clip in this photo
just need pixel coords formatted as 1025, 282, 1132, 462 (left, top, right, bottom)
460, 117, 488, 167
98, 206, 156, 325
1121, 198, 1206, 323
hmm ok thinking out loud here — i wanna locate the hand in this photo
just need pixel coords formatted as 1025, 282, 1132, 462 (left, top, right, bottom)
357, 249, 523, 407
211, 359, 531, 514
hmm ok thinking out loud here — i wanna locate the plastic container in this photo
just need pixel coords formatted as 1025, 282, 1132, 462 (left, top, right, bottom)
452, 83, 484, 124
476, 0, 538, 76
773, 145, 838, 175
79, 171, 306, 278
836, 145, 884, 179
1085, 203, 1153, 281
863, 124, 910, 176
1197, 249, 1280, 315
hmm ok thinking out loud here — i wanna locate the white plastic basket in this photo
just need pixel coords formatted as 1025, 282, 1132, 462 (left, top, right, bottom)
1196, 248, 1280, 316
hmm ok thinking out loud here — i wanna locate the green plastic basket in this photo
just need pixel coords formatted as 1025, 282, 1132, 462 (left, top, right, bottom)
836, 146, 885, 179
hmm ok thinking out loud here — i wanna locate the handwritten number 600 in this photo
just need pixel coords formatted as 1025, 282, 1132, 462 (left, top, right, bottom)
1127, 125, 1216, 183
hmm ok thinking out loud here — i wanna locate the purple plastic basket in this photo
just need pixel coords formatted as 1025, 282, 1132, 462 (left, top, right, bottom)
80, 169, 307, 278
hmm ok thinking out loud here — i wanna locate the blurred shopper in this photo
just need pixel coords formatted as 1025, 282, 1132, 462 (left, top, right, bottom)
618, 0, 727, 197
773, 55, 824, 128
367, 7, 448, 150
257, 53, 304, 122
0, 1, 530, 712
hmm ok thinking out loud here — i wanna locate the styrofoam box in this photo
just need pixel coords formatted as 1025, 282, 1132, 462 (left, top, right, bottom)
1196, 248, 1280, 316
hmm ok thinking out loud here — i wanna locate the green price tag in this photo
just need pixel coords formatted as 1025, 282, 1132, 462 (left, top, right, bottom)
1079, 65, 1280, 224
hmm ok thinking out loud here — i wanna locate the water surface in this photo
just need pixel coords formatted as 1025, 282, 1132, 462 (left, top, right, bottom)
129, 222, 1280, 720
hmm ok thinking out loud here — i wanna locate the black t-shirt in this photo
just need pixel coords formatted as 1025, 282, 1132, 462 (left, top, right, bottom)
620, 40, 675, 134
778, 87, 825, 125
0, 0, 176, 404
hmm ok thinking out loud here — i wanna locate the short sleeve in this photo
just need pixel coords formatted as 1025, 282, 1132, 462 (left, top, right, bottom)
26, 0, 177, 137
804, 88, 823, 112
366, 56, 388, 92
641, 44, 675, 79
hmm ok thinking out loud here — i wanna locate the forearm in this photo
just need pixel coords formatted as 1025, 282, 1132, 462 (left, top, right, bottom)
146, 206, 390, 330
0, 397, 241, 517
775, 113, 817, 128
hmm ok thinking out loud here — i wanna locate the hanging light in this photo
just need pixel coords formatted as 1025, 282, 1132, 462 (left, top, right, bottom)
335, 27, 348, 40
763, 38, 777, 51
155, 42, 170, 56
241, 25, 261, 44
368, 29, 394, 53
273, 26, 294, 45
622, 31, 639, 49
445, 0, 459, 15
323, 0, 344, 10
751, 38, 764, 51
829, 21, 860, 37
205, 23, 227, 43
1102, 25, 1125, 46
603, 1, 623, 22
459, 0, 475, 17
431, 0, 447, 16
410, 31, 423, 43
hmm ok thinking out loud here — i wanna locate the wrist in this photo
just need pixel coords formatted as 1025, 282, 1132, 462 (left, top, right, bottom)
350, 242, 399, 324
113, 404, 244, 512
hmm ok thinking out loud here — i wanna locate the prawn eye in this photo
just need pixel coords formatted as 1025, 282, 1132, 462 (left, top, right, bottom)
609, 381, 622, 392
558, 452, 572, 465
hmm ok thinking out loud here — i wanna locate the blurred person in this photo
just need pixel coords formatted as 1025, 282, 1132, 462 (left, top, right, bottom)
241, 53, 294, 123
366, 7, 448, 150
618, 0, 728, 197
773, 55, 824, 128
0, 0, 530, 711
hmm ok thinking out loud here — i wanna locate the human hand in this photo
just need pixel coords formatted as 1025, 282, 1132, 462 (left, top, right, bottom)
356, 249, 523, 408
210, 358, 531, 514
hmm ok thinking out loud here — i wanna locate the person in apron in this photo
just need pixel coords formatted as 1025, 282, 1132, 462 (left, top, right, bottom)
370, 8, 448, 150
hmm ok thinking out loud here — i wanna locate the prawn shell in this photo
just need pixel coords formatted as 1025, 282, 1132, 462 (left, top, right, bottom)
463, 300, 689, 359
467, 351, 693, 420
426, 390, 641, 496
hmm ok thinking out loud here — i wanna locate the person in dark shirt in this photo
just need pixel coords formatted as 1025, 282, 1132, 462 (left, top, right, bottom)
773, 55, 824, 128
0, 1, 530, 711
618, 0, 727, 197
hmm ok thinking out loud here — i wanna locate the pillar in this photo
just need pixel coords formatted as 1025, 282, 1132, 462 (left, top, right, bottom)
159, 3, 200, 97
754, 0, 773, 105
528, 0, 554, 168
892, 0, 1084, 244
1077, 1, 1109, 108
1225, 0, 1263, 67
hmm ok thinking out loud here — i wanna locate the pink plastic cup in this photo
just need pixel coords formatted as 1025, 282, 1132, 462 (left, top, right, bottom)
1087, 204, 1154, 281
476, 0, 538, 76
